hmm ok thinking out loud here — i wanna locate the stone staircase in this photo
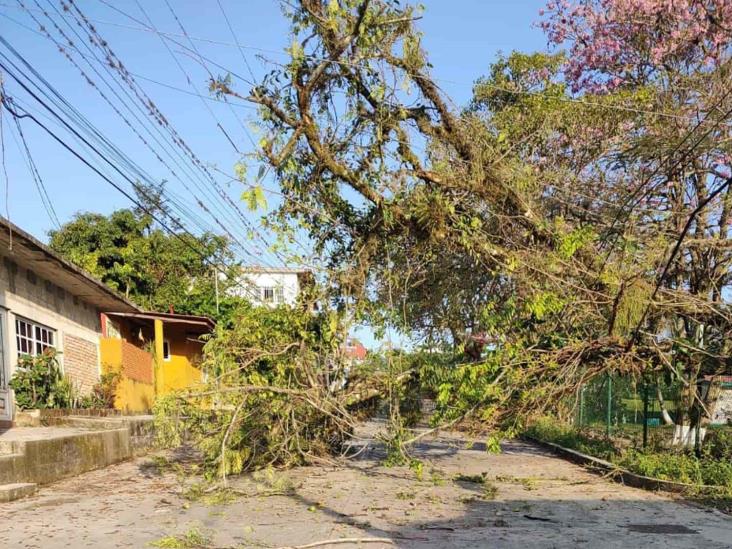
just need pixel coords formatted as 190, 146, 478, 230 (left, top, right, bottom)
0, 415, 154, 502
0, 439, 35, 502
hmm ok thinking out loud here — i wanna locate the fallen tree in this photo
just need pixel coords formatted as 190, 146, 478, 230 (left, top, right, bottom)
164, 0, 732, 470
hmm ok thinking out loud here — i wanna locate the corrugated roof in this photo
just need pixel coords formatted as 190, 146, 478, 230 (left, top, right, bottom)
0, 217, 140, 313
105, 311, 215, 331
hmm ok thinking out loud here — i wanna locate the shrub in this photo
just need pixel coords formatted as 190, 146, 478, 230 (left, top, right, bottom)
527, 417, 732, 489
618, 451, 703, 484
9, 350, 120, 410
704, 428, 732, 461
9, 350, 64, 410
86, 371, 121, 408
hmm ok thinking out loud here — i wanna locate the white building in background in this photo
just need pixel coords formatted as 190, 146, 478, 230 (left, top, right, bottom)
232, 267, 313, 307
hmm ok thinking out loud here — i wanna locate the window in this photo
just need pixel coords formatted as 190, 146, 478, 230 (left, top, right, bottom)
275, 287, 285, 304
16, 317, 55, 357
163, 340, 171, 361
262, 287, 275, 303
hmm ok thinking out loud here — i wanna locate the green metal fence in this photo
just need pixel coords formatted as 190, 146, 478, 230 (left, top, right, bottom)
574, 374, 685, 448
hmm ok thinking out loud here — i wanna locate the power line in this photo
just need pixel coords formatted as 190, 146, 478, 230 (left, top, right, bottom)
36, 0, 286, 268
65, 0, 287, 267
0, 91, 262, 302
34, 0, 270, 264
6, 102, 60, 227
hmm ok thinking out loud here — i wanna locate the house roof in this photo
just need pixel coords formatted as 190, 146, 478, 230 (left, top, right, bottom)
0, 217, 140, 313
104, 311, 215, 332
240, 265, 312, 275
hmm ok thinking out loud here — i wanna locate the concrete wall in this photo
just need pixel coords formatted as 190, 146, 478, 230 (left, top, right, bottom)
233, 271, 301, 307
0, 416, 155, 486
0, 256, 103, 419
712, 388, 732, 425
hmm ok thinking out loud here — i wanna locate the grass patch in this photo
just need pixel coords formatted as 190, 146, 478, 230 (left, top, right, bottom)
453, 472, 488, 484
526, 416, 732, 506
453, 472, 498, 500
525, 417, 618, 460
149, 528, 211, 548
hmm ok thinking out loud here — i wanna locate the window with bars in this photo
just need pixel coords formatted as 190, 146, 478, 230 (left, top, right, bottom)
262, 287, 275, 303
15, 317, 55, 357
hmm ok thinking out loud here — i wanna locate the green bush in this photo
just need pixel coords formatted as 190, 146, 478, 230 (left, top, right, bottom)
9, 350, 64, 410
9, 350, 121, 410
86, 371, 121, 409
618, 451, 702, 484
704, 428, 732, 461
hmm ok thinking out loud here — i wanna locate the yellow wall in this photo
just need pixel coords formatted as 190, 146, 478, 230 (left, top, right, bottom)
157, 324, 205, 396
100, 319, 208, 409
115, 376, 155, 412
99, 337, 155, 413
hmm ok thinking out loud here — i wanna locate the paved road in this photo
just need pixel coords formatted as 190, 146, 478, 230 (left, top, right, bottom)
1, 427, 731, 548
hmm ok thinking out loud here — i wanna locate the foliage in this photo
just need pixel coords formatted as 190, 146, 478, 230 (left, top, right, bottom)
155, 303, 381, 478
211, 0, 732, 439
9, 350, 65, 410
539, 0, 732, 93
529, 416, 732, 489
525, 416, 619, 461
49, 183, 240, 322
704, 428, 732, 461
86, 371, 122, 409
9, 349, 122, 410
149, 528, 211, 549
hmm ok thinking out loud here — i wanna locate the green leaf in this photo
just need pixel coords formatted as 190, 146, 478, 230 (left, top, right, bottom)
241, 185, 268, 211
234, 162, 247, 181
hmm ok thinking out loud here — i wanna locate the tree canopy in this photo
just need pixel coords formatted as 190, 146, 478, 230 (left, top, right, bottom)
210, 0, 732, 436
49, 185, 239, 320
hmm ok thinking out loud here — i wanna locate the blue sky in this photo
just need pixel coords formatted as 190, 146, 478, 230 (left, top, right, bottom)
1, 0, 547, 346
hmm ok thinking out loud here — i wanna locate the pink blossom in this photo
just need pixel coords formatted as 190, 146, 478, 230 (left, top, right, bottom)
538, 0, 732, 93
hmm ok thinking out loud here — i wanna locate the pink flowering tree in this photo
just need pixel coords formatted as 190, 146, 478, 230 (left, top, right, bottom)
540, 0, 732, 93
537, 0, 732, 443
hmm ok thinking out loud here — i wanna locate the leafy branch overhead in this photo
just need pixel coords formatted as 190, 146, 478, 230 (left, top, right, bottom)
208, 0, 732, 435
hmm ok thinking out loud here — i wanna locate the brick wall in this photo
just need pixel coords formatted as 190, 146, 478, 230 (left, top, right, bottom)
120, 340, 153, 384
63, 334, 100, 394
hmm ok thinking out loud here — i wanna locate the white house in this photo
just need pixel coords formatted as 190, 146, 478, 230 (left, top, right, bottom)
232, 267, 313, 308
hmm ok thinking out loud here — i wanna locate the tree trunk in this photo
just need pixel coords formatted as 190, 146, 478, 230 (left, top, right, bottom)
656, 386, 674, 425
671, 380, 721, 447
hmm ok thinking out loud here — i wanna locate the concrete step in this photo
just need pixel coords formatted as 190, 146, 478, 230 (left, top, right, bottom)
61, 416, 125, 430
0, 482, 36, 502
0, 453, 27, 485
0, 440, 15, 455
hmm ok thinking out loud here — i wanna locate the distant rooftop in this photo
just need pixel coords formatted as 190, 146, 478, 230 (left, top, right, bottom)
241, 266, 312, 275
